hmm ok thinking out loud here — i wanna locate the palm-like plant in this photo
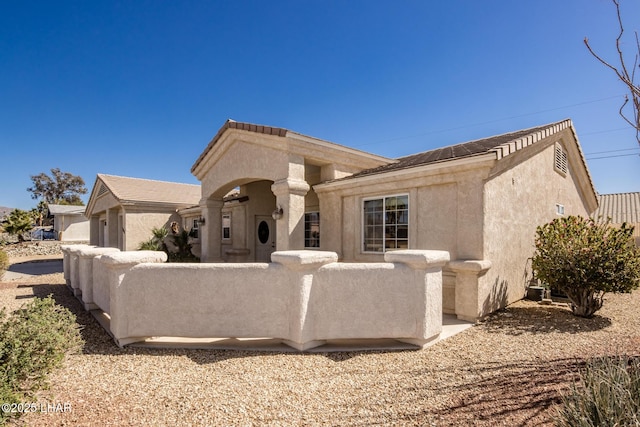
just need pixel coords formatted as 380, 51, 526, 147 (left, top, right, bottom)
137, 227, 169, 251
2, 209, 34, 242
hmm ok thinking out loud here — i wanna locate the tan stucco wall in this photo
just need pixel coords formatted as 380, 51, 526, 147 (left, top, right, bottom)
483, 134, 594, 313
80, 249, 448, 350
123, 210, 183, 251
199, 134, 297, 200
54, 214, 90, 241
90, 192, 120, 214
315, 160, 493, 263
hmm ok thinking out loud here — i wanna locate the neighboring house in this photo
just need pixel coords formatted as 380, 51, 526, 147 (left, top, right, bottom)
47, 204, 90, 241
593, 192, 640, 246
192, 119, 598, 321
85, 174, 201, 251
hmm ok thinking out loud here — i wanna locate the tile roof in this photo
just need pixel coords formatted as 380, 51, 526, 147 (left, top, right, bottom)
344, 120, 573, 179
97, 174, 201, 206
594, 192, 640, 224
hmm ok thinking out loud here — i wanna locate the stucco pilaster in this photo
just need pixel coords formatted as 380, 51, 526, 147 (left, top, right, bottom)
317, 191, 342, 257
449, 259, 492, 322
89, 216, 100, 246
271, 178, 310, 251
106, 208, 119, 249
200, 198, 224, 262
456, 177, 485, 259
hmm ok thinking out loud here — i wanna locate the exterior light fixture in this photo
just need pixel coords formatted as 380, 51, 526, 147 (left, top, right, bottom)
198, 216, 206, 225
272, 205, 284, 220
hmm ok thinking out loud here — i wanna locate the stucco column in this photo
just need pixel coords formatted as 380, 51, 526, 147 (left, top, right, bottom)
456, 178, 485, 259
106, 208, 119, 249
89, 216, 100, 246
100, 251, 168, 347
385, 250, 450, 347
272, 250, 338, 350
316, 191, 342, 256
77, 247, 120, 310
271, 178, 310, 251
449, 259, 492, 322
200, 198, 223, 262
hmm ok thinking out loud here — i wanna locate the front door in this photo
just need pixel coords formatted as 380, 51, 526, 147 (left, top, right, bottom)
255, 216, 275, 262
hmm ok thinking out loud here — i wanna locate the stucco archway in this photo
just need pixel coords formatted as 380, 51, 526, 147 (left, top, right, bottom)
200, 134, 310, 262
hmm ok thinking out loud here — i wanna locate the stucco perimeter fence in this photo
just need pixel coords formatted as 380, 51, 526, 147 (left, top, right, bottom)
62, 246, 449, 351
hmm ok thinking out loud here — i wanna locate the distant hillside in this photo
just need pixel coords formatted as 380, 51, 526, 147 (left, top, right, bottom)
0, 206, 14, 221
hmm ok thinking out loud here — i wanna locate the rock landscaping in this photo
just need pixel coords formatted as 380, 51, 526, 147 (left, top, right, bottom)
1, 269, 638, 426
2, 241, 82, 259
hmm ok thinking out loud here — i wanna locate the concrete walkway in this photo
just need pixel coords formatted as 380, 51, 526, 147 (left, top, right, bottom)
3, 256, 63, 281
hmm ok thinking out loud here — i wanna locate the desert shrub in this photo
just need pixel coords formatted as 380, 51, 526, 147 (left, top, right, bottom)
0, 297, 83, 424
167, 229, 198, 262
532, 216, 640, 317
555, 356, 640, 426
0, 249, 8, 281
137, 226, 168, 252
138, 226, 199, 262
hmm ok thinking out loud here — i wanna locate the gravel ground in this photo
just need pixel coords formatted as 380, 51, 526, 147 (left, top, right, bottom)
1, 241, 75, 259
1, 271, 639, 426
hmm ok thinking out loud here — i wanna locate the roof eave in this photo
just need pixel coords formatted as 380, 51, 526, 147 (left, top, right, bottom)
315, 152, 497, 191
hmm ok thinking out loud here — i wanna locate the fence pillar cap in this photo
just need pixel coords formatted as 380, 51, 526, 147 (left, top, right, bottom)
448, 259, 492, 274
271, 250, 338, 271
101, 251, 167, 268
77, 247, 121, 258
62, 244, 93, 254
384, 250, 450, 269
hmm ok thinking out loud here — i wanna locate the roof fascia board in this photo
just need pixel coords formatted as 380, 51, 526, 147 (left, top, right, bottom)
85, 175, 110, 218
315, 153, 496, 192
192, 126, 393, 180
286, 132, 392, 165
565, 124, 599, 212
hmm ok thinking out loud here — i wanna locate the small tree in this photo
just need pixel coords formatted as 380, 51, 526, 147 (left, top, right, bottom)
532, 216, 640, 317
2, 210, 33, 243
584, 0, 640, 144
27, 168, 87, 205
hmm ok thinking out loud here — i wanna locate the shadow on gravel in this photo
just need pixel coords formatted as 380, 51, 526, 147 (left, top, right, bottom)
431, 357, 585, 425
8, 259, 63, 275
482, 305, 612, 335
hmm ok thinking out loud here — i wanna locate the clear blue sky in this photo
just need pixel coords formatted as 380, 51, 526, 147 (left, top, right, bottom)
1, 0, 639, 210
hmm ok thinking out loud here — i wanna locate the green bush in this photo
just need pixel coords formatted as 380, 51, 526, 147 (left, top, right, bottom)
555, 356, 640, 426
532, 216, 640, 317
0, 296, 83, 424
0, 249, 8, 281
137, 226, 168, 251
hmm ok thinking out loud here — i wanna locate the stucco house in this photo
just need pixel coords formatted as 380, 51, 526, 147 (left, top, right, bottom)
85, 174, 201, 251
47, 204, 90, 241
192, 118, 598, 321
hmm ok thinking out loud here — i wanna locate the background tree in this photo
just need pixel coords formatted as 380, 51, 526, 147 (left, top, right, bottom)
584, 0, 640, 144
532, 215, 640, 318
2, 209, 34, 243
30, 201, 49, 227
27, 168, 87, 205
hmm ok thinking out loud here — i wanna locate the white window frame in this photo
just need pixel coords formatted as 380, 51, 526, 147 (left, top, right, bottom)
222, 213, 231, 240
362, 194, 409, 253
304, 212, 320, 248
192, 219, 200, 239
556, 204, 565, 216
